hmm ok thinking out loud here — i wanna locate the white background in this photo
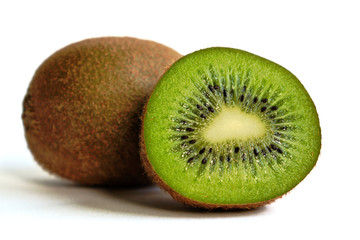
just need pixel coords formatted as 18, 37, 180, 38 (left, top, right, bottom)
1, 0, 359, 239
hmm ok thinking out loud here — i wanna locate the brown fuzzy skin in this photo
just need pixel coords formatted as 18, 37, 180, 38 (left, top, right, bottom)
140, 100, 281, 210
22, 37, 181, 186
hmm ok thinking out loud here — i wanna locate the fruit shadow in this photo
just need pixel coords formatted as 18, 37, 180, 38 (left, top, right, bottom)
4, 164, 269, 218
28, 177, 268, 218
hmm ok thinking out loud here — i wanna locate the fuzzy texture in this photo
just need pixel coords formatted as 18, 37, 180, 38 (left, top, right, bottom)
22, 37, 181, 186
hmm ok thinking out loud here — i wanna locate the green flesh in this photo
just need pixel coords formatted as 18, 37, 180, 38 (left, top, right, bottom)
143, 47, 321, 205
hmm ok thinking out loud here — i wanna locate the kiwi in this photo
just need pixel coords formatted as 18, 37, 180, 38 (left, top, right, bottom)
140, 47, 321, 209
22, 37, 181, 186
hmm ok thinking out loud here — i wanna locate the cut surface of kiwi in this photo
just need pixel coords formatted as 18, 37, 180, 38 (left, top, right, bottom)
22, 37, 181, 186
141, 47, 321, 209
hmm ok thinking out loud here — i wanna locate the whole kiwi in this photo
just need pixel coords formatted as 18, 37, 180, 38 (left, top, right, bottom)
22, 37, 181, 186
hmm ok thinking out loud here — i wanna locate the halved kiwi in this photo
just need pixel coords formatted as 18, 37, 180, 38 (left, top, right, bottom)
140, 47, 321, 209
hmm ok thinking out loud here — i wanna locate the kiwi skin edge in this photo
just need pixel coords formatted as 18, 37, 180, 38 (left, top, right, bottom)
22, 37, 181, 186
140, 101, 281, 210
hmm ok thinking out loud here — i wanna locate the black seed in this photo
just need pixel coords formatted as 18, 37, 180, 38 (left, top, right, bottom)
235, 147, 240, 153
277, 148, 283, 154
240, 95, 245, 102
267, 146, 272, 152
271, 144, 277, 150
199, 148, 205, 154
254, 149, 259, 156
220, 156, 224, 162
241, 154, 246, 161
208, 107, 215, 112
243, 86, 247, 92
196, 104, 203, 110
214, 85, 220, 90
274, 118, 285, 123
181, 120, 187, 124
181, 136, 189, 140
253, 97, 258, 103
208, 85, 214, 92
187, 158, 194, 163
223, 89, 227, 97
262, 149, 267, 156
186, 128, 194, 132
271, 106, 278, 111
261, 107, 267, 112
202, 158, 207, 164
189, 140, 196, 144
208, 148, 213, 153
200, 114, 206, 119
227, 155, 231, 162
261, 98, 268, 103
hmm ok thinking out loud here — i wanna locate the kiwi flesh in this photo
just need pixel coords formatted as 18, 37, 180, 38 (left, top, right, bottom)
140, 47, 321, 209
22, 37, 181, 186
